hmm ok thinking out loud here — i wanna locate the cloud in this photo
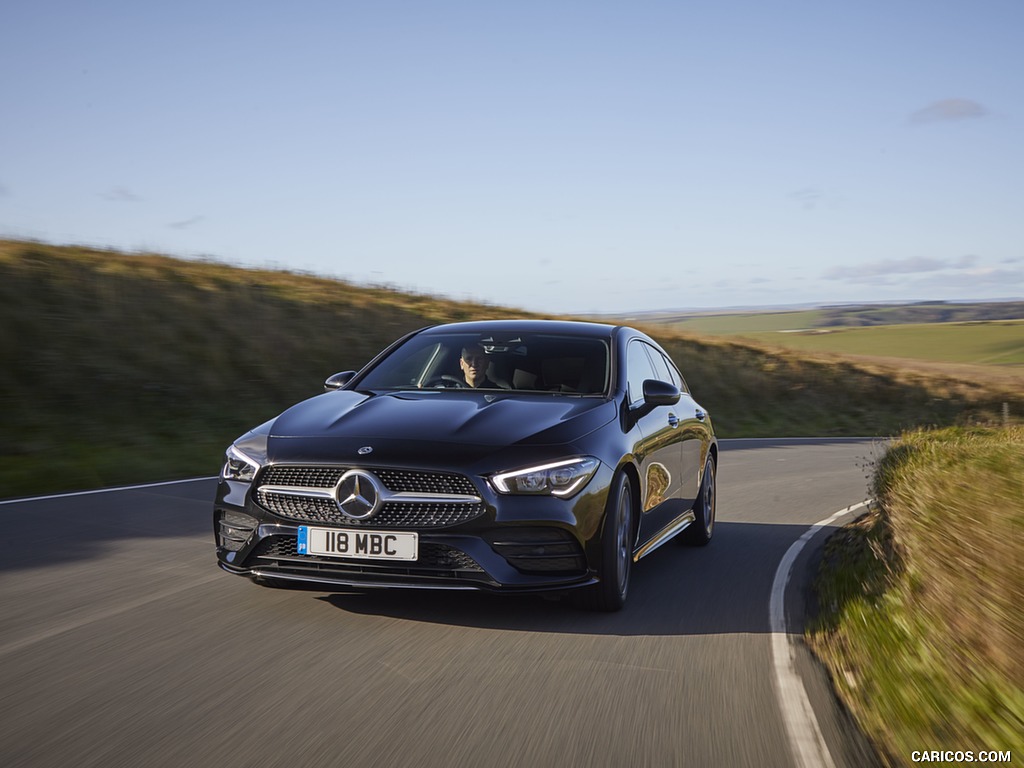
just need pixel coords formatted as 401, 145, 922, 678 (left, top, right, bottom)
953, 254, 980, 268
790, 188, 825, 210
100, 186, 142, 202
909, 98, 988, 124
913, 267, 1024, 292
168, 215, 206, 230
824, 256, 950, 281
823, 255, 1024, 293
0, 181, 9, 197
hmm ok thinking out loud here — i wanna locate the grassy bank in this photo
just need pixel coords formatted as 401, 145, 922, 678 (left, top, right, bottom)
808, 426, 1024, 766
0, 240, 523, 497
2, 239, 1022, 497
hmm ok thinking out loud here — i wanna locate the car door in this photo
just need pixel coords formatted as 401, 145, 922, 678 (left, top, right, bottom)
625, 340, 685, 540
653, 350, 705, 511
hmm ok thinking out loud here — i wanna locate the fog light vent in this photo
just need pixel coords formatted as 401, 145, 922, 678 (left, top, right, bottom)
217, 510, 258, 552
487, 528, 586, 575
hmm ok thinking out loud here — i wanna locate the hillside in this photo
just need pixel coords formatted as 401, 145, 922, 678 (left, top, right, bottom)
2, 239, 1021, 497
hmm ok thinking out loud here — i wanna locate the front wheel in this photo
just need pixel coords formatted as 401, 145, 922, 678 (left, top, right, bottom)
577, 472, 634, 612
681, 456, 716, 547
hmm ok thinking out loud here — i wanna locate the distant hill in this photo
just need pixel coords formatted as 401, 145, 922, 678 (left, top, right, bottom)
1, 239, 1020, 497
618, 300, 1024, 329
818, 301, 1024, 327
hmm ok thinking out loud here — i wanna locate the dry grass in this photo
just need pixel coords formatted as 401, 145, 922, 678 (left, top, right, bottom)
809, 427, 1024, 765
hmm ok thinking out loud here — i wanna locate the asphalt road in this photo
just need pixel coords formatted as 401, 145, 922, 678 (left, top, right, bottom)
0, 438, 884, 768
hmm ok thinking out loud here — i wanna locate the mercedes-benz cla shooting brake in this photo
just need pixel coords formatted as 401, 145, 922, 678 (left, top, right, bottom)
214, 320, 717, 611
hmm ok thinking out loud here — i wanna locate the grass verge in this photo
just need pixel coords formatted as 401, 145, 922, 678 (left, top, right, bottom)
808, 426, 1024, 766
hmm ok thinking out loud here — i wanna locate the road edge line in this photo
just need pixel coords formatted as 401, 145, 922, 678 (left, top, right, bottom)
770, 499, 871, 768
0, 477, 217, 506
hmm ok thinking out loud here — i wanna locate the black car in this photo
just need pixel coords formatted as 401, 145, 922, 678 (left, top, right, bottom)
214, 319, 717, 611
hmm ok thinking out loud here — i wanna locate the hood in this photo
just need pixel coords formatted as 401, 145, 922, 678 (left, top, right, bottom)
268, 389, 615, 450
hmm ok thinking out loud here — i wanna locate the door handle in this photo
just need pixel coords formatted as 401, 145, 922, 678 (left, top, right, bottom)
667, 413, 680, 428
695, 409, 706, 422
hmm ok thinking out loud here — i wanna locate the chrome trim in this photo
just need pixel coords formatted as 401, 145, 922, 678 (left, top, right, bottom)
387, 491, 481, 504
258, 485, 481, 505
258, 523, 301, 537
259, 485, 335, 499
634, 511, 696, 561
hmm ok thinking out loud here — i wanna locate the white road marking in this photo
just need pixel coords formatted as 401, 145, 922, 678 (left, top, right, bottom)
770, 500, 871, 768
0, 477, 216, 506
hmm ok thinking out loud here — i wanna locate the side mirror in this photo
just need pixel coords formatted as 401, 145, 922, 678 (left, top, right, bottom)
642, 379, 680, 407
324, 371, 356, 391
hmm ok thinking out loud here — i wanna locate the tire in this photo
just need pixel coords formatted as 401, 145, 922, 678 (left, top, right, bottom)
681, 456, 716, 547
577, 472, 634, 612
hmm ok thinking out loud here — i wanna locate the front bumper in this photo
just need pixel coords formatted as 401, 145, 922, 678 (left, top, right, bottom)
213, 463, 613, 593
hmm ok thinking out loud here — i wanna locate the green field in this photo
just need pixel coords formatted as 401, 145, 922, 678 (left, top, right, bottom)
659, 309, 1024, 370
658, 310, 827, 334
743, 321, 1024, 367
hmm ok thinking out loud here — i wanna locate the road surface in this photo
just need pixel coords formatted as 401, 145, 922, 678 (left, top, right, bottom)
0, 438, 884, 767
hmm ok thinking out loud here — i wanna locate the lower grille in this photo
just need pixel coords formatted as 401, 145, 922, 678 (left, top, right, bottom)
487, 528, 587, 575
248, 535, 486, 578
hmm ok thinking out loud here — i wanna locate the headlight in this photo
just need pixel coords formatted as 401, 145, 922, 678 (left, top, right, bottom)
490, 457, 599, 498
222, 444, 261, 482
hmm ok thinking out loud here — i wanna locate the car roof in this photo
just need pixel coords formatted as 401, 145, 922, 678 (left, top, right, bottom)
418, 319, 623, 338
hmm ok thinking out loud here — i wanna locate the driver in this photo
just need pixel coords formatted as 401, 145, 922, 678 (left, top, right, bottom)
459, 346, 499, 388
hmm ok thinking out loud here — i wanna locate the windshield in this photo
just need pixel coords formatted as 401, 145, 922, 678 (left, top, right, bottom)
357, 332, 610, 395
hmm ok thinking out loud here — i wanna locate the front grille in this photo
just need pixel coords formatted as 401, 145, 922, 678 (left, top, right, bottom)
373, 469, 477, 495
254, 465, 486, 529
259, 466, 477, 495
256, 493, 487, 528
248, 535, 486, 577
259, 466, 341, 488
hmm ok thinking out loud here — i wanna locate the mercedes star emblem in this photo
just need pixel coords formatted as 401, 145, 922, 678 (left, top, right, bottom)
334, 469, 382, 520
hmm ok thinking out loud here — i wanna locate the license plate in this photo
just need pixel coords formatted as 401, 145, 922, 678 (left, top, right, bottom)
297, 526, 418, 561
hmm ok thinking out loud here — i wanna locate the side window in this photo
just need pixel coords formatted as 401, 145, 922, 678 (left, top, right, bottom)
660, 353, 688, 394
646, 345, 673, 384
626, 341, 658, 406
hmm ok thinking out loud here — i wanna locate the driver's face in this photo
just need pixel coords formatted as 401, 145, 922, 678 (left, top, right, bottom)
460, 352, 488, 384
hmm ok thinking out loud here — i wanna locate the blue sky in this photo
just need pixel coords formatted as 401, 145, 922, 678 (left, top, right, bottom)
2, 0, 1022, 314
